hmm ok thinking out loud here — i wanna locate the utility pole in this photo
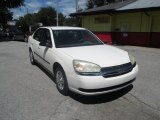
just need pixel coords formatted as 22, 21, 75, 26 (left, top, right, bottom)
26, 7, 29, 32
75, 0, 78, 12
27, 8, 28, 14
56, 0, 59, 26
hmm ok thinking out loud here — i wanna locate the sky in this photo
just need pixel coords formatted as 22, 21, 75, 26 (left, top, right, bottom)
11, 0, 87, 19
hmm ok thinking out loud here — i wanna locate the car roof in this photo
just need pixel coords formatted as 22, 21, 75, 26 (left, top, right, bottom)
39, 26, 85, 30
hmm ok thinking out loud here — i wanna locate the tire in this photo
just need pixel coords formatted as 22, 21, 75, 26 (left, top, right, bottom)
29, 49, 35, 65
55, 67, 69, 96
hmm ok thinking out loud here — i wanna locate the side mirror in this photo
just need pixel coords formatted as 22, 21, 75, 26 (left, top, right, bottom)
46, 40, 52, 48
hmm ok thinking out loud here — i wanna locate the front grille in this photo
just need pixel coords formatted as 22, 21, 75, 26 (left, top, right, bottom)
101, 62, 136, 78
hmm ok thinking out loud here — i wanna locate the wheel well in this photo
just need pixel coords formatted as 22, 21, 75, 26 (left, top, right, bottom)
53, 62, 62, 74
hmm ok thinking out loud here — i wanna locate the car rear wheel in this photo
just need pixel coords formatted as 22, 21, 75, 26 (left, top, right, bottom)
29, 50, 35, 65
55, 67, 69, 96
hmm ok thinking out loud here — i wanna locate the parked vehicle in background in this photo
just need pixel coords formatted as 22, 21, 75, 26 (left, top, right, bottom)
0, 24, 3, 31
0, 30, 6, 38
28, 26, 138, 96
8, 28, 27, 42
0, 25, 6, 40
0, 29, 9, 41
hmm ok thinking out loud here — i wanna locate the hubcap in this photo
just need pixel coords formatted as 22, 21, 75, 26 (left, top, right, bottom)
56, 71, 64, 90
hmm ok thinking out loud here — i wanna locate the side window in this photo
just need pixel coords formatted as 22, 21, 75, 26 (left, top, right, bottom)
44, 29, 51, 42
41, 29, 52, 46
33, 29, 42, 41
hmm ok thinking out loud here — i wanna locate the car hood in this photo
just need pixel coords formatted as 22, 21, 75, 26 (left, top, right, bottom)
57, 45, 130, 67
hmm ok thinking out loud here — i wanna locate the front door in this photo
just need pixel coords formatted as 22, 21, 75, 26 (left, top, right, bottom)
32, 28, 43, 62
38, 28, 53, 72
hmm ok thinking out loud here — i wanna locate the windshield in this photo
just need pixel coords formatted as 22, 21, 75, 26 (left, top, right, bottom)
52, 30, 103, 48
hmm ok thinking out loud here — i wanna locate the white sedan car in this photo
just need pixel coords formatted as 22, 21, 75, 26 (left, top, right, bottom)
28, 27, 138, 95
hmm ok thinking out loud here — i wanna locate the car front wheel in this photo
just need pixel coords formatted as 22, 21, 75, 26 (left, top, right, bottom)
55, 67, 69, 96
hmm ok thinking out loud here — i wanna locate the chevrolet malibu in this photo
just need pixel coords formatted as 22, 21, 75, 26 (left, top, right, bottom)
28, 27, 138, 95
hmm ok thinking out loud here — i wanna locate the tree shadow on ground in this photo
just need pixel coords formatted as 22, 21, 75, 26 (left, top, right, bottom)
0, 37, 12, 42
0, 37, 25, 42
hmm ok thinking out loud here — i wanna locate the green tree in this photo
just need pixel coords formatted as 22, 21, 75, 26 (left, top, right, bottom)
58, 13, 65, 26
86, 0, 104, 8
16, 13, 39, 32
0, 0, 24, 25
0, 0, 24, 9
64, 17, 81, 27
0, 9, 13, 24
16, 6, 66, 31
86, 0, 94, 9
37, 7, 57, 26
95, 0, 105, 7
37, 7, 65, 26
86, 0, 126, 9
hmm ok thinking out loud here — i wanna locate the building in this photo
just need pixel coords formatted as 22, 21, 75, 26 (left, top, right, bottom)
70, 0, 160, 48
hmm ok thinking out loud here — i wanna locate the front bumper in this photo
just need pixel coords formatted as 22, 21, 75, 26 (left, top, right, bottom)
68, 64, 138, 95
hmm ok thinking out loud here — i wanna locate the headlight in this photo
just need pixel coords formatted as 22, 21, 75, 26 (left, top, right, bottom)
73, 60, 101, 74
129, 54, 136, 65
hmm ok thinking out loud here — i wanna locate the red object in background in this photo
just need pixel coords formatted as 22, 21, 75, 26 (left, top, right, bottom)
113, 32, 160, 48
150, 32, 160, 48
113, 32, 150, 46
93, 32, 160, 48
94, 32, 112, 44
